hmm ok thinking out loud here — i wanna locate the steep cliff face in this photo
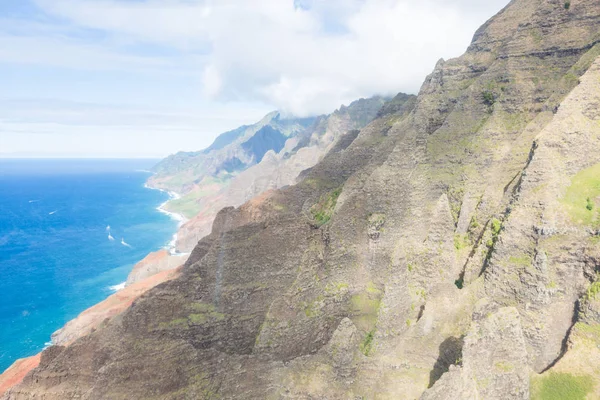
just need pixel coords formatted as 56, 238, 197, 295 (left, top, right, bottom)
174, 96, 404, 252
4, 0, 600, 399
149, 111, 316, 217
149, 97, 389, 221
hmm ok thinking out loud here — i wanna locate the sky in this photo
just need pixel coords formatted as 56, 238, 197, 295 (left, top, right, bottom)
0, 0, 510, 158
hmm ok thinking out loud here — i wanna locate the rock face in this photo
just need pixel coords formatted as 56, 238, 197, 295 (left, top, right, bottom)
125, 249, 188, 286
148, 97, 389, 223
422, 306, 530, 400
149, 111, 316, 198
0, 357, 39, 398
51, 266, 182, 346
173, 96, 406, 252
4, 1, 600, 399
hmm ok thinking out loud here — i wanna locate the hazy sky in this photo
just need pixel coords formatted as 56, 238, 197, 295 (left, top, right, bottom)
0, 0, 510, 158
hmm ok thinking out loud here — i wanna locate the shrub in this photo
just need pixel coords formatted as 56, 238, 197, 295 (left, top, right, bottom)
564, 1, 571, 10
310, 187, 342, 226
454, 234, 469, 250
483, 90, 496, 106
360, 330, 375, 356
586, 197, 594, 211
585, 279, 600, 301
491, 218, 502, 237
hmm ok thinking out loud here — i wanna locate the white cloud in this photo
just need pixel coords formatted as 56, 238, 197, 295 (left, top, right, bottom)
29, 0, 510, 116
0, 99, 273, 157
0, 0, 510, 157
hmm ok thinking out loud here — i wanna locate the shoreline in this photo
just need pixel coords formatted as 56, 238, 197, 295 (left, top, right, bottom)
107, 183, 189, 294
144, 183, 189, 256
0, 170, 191, 381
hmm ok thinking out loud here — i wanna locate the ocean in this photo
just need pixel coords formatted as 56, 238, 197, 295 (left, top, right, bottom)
0, 159, 179, 373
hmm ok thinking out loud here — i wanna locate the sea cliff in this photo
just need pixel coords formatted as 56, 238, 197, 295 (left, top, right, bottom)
3, 0, 600, 398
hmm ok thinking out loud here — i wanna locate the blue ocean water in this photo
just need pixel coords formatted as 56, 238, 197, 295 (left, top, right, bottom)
0, 159, 178, 372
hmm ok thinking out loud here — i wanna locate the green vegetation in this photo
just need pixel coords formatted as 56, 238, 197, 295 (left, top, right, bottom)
301, 295, 325, 318
185, 302, 226, 325
169, 372, 221, 399
570, 44, 600, 78
509, 254, 533, 267
310, 187, 343, 226
495, 361, 514, 372
448, 187, 465, 225
529, 29, 543, 43
368, 213, 386, 228
165, 176, 230, 218
483, 90, 496, 106
574, 322, 600, 342
561, 163, 600, 227
454, 278, 464, 290
469, 216, 480, 230
486, 217, 503, 248
360, 330, 375, 356
585, 279, 600, 301
564, 1, 571, 10
350, 285, 382, 332
158, 318, 188, 330
531, 372, 593, 400
454, 234, 470, 251
366, 281, 380, 295
563, 73, 579, 86
491, 218, 502, 236
324, 282, 349, 295
188, 314, 209, 324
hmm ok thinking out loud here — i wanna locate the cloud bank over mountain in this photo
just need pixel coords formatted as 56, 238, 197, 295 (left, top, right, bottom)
0, 0, 509, 156
30, 0, 508, 115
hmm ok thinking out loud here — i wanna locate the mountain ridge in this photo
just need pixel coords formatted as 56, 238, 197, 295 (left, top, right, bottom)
3, 0, 600, 398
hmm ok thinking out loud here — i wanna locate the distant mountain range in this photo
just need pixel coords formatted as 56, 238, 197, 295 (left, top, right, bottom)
147, 96, 404, 251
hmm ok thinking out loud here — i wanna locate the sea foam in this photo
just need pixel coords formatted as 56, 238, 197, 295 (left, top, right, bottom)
145, 185, 188, 254
108, 282, 126, 292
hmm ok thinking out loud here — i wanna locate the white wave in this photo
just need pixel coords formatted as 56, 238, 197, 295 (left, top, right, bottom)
106, 225, 111, 231
145, 184, 181, 201
49, 210, 57, 215
108, 233, 115, 241
121, 238, 132, 248
157, 203, 186, 226
29, 199, 40, 203
166, 233, 179, 255
109, 282, 126, 292
146, 184, 187, 251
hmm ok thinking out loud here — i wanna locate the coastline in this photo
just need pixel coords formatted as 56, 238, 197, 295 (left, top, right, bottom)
51, 180, 190, 343
0, 167, 192, 387
144, 183, 189, 256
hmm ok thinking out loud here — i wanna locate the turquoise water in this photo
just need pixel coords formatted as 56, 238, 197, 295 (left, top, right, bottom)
0, 159, 177, 372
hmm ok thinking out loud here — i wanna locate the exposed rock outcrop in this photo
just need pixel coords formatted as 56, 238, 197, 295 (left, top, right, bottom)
172, 96, 401, 252
125, 249, 188, 286
0, 356, 39, 398
51, 266, 183, 346
422, 306, 530, 400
